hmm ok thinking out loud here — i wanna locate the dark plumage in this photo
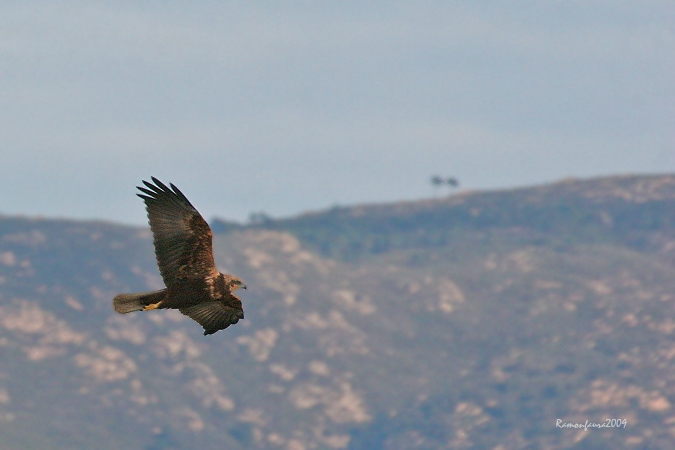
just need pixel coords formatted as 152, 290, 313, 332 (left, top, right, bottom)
113, 177, 246, 335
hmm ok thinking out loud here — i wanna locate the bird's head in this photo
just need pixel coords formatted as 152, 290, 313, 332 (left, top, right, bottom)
222, 274, 247, 292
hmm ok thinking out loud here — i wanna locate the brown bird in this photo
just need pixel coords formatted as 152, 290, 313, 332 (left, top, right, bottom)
113, 177, 246, 335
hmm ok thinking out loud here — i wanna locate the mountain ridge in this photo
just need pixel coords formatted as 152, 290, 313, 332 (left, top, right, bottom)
211, 173, 675, 261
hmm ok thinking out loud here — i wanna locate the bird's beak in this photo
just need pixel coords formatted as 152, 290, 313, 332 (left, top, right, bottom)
241, 284, 247, 290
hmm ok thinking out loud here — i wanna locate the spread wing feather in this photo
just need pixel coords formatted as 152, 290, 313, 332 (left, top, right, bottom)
137, 177, 216, 286
179, 301, 244, 335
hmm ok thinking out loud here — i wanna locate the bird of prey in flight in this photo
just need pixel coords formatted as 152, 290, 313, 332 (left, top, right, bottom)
113, 177, 246, 335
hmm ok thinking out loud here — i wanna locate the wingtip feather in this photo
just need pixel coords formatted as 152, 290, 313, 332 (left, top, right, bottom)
151, 177, 171, 193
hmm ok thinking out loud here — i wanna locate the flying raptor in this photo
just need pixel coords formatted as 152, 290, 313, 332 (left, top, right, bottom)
113, 177, 246, 335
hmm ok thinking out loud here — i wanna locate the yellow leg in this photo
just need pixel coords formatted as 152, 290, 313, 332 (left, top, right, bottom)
143, 301, 162, 311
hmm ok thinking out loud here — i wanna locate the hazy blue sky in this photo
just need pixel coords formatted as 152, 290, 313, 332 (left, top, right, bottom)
1, 1, 673, 225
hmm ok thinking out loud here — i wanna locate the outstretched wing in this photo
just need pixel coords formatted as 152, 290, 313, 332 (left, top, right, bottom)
179, 300, 244, 335
137, 177, 217, 286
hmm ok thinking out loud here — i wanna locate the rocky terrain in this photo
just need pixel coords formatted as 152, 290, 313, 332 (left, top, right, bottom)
1, 174, 675, 449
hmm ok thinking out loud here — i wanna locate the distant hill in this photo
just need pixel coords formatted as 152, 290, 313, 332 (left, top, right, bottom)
213, 174, 675, 260
2, 174, 675, 449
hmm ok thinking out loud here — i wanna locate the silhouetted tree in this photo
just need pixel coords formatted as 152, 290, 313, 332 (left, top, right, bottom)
431, 176, 459, 196
431, 175, 444, 186
248, 211, 272, 225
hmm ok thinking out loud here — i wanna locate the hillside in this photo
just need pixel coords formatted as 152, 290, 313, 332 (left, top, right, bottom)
213, 174, 675, 260
1, 174, 675, 449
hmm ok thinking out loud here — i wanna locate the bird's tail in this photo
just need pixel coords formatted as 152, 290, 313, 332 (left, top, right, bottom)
113, 290, 167, 314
